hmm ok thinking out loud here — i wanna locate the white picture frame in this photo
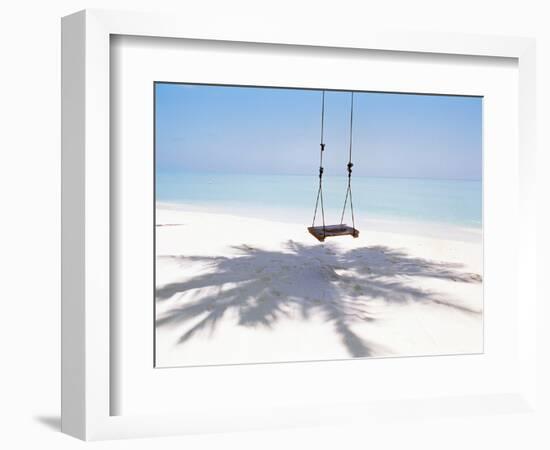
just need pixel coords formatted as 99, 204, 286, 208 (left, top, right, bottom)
61, 9, 537, 441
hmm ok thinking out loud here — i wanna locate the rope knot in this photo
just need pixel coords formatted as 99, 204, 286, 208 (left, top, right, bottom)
347, 162, 353, 174
320, 143, 325, 151
319, 166, 324, 178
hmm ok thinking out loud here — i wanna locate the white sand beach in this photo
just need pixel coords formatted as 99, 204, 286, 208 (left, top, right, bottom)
155, 205, 483, 368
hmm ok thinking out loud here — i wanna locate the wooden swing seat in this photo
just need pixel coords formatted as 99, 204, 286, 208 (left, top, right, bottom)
307, 224, 360, 242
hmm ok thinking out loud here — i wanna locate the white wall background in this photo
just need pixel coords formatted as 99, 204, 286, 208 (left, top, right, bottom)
0, 1, 547, 449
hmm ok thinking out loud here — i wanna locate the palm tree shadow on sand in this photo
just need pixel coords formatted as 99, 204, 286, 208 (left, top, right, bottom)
156, 241, 482, 358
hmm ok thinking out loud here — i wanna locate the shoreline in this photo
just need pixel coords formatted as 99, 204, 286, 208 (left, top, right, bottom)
156, 201, 482, 243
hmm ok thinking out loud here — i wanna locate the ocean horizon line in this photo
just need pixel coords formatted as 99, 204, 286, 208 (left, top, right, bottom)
156, 170, 482, 183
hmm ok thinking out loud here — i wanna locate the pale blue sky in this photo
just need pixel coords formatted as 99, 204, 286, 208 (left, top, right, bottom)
155, 83, 482, 180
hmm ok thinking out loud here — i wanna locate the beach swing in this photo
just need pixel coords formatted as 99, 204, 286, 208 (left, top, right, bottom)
308, 91, 360, 242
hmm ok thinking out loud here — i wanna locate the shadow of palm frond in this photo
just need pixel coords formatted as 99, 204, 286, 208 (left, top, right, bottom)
156, 241, 482, 357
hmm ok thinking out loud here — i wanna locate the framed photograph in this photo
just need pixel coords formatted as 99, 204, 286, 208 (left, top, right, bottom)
61, 9, 537, 440
153, 83, 485, 368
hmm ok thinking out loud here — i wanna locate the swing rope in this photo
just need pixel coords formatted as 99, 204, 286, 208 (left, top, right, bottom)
312, 90, 326, 236
340, 92, 356, 230
312, 90, 356, 236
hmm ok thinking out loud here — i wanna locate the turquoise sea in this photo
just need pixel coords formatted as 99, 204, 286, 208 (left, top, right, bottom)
156, 172, 482, 231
